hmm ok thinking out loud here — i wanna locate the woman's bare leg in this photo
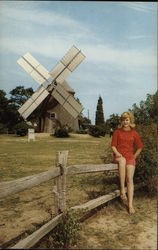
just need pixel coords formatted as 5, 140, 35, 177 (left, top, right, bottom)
126, 165, 135, 213
117, 157, 126, 196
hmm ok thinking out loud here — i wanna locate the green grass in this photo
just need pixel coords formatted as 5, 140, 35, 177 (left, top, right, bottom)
0, 134, 157, 249
0, 133, 117, 215
0, 133, 116, 246
0, 133, 112, 181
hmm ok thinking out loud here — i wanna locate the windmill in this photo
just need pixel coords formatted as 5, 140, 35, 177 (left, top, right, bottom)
17, 45, 85, 133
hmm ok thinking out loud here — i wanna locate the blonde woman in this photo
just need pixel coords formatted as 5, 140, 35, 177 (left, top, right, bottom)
111, 112, 143, 214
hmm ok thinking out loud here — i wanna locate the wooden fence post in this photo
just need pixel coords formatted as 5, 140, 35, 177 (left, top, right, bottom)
54, 151, 68, 215
53, 185, 59, 216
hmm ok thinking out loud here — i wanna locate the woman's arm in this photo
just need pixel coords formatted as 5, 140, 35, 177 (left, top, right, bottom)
134, 148, 142, 159
112, 146, 122, 158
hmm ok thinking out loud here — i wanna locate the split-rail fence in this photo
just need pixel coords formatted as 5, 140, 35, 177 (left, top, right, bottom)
0, 151, 145, 249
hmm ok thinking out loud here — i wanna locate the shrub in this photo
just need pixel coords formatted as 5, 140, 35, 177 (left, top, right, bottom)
54, 126, 69, 138
51, 210, 80, 249
76, 129, 88, 134
88, 125, 106, 137
14, 121, 29, 136
0, 123, 8, 134
67, 126, 73, 133
135, 123, 157, 196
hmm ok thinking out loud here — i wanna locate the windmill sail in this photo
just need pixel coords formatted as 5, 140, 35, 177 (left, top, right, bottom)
18, 86, 49, 119
17, 53, 52, 119
50, 45, 85, 84
17, 45, 85, 120
17, 52, 51, 85
52, 83, 83, 119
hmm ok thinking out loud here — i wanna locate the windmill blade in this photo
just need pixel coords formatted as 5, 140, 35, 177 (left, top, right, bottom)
61, 45, 85, 72
63, 95, 83, 119
17, 52, 51, 85
52, 83, 83, 119
18, 86, 49, 120
49, 45, 85, 84
17, 46, 85, 120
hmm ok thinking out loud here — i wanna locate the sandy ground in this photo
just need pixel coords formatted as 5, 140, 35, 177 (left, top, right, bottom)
76, 192, 157, 250
0, 182, 55, 247
0, 189, 157, 249
33, 190, 157, 249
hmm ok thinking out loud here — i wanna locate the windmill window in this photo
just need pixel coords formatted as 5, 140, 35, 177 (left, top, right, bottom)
50, 112, 56, 120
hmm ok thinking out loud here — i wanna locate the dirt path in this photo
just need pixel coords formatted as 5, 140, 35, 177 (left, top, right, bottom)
1, 189, 157, 249
75, 192, 157, 249
34, 190, 157, 249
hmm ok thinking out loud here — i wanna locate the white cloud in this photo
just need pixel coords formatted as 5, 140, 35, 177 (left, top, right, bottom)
1, 35, 156, 71
121, 2, 157, 13
82, 44, 156, 68
0, 3, 89, 34
0, 2, 156, 71
0, 1, 157, 124
0, 36, 74, 59
127, 35, 146, 40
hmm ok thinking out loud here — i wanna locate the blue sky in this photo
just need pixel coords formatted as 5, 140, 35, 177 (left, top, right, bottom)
0, 1, 157, 124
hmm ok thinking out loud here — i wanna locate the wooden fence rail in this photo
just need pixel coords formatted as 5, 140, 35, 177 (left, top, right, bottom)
71, 183, 145, 211
11, 214, 63, 249
67, 163, 118, 175
11, 183, 145, 249
0, 164, 118, 199
0, 168, 61, 199
0, 151, 145, 249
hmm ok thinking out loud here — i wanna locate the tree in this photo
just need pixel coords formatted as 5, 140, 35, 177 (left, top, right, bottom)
152, 90, 158, 122
95, 96, 104, 126
0, 89, 21, 133
0, 90, 9, 124
79, 116, 91, 130
0, 86, 35, 133
129, 91, 158, 125
7, 86, 34, 132
9, 85, 34, 109
104, 113, 120, 133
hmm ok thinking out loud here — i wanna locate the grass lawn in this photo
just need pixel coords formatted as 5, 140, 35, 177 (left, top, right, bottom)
0, 133, 112, 181
0, 133, 156, 249
0, 133, 115, 246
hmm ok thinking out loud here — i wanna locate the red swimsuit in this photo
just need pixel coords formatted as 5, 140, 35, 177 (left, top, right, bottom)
111, 128, 143, 166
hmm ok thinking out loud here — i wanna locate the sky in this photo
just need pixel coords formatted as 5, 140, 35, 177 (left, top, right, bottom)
0, 1, 157, 124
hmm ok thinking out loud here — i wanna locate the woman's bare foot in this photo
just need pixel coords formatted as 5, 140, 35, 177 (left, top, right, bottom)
120, 193, 127, 204
120, 193, 127, 201
129, 206, 135, 214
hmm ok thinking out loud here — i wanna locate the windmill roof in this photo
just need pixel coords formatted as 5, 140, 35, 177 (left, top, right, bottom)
61, 80, 75, 94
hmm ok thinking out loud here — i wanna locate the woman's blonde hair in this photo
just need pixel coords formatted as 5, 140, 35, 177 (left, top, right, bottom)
118, 111, 135, 128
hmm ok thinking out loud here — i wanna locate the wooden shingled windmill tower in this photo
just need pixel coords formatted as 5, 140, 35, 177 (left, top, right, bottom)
17, 45, 85, 133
